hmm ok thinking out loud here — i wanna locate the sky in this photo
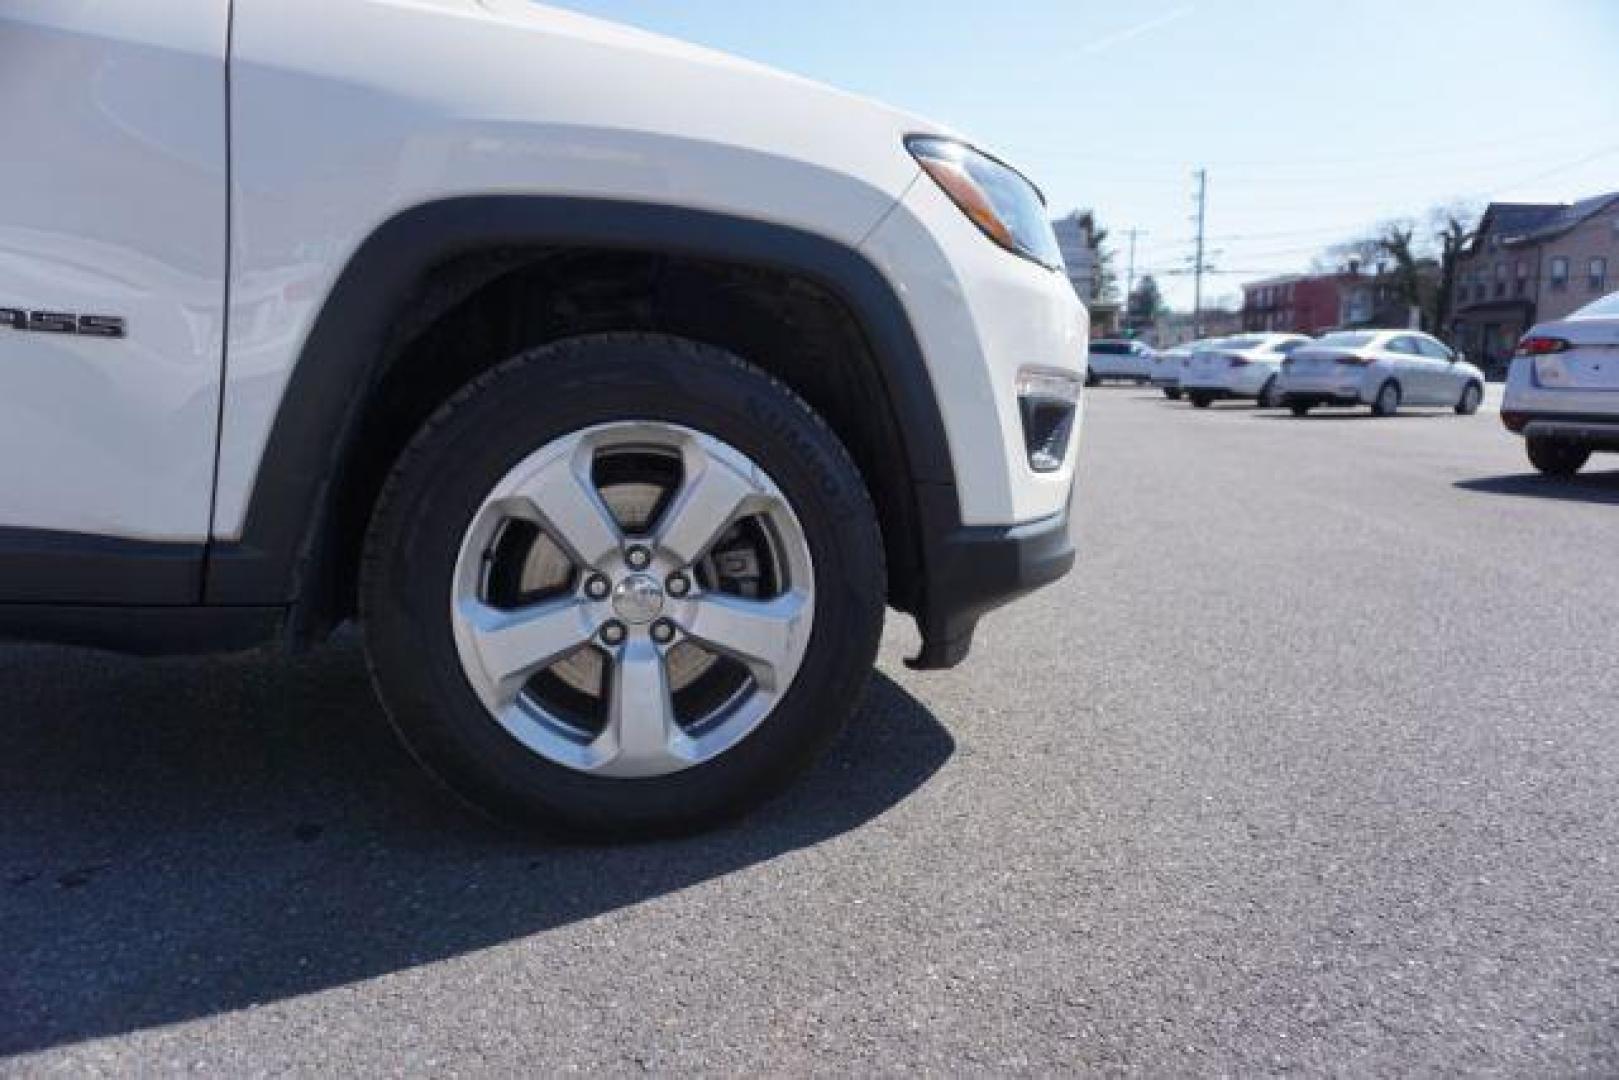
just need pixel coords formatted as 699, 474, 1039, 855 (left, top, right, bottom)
547, 0, 1619, 310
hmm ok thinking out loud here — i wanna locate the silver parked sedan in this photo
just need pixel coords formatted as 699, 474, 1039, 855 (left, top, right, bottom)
1278, 330, 1487, 417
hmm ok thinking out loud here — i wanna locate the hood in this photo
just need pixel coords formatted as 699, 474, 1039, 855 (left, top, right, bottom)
478, 0, 958, 141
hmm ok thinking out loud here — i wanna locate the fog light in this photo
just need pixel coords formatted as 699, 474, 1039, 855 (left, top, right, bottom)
1017, 370, 1081, 473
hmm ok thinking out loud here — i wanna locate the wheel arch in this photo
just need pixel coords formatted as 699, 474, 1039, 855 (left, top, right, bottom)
204, 197, 958, 642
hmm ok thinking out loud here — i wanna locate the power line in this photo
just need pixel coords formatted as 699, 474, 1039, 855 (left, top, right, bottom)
1009, 123, 1599, 170
1078, 150, 1612, 189
1157, 222, 1383, 245
1138, 145, 1619, 274
1478, 143, 1619, 199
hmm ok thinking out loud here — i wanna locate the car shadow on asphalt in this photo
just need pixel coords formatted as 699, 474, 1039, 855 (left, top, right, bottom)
0, 640, 953, 1056
1456, 470, 1619, 505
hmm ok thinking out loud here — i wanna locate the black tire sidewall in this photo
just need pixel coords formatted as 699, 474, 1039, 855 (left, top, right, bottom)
1527, 437, 1590, 477
1458, 382, 1482, 414
1374, 381, 1400, 416
361, 334, 886, 835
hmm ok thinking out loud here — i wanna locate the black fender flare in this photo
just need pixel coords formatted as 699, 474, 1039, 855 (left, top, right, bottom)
204, 196, 959, 614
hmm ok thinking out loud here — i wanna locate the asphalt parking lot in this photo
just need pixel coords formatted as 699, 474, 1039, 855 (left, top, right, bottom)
4, 387, 1618, 1075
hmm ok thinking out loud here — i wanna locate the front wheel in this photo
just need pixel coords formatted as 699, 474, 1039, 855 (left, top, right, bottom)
1527, 437, 1591, 478
1289, 401, 1312, 417
1258, 377, 1282, 409
1189, 392, 1212, 409
1371, 381, 1401, 417
361, 334, 886, 837
1456, 381, 1484, 415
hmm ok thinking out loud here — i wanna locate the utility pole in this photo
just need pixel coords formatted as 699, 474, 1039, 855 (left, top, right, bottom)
1191, 169, 1208, 339
1120, 233, 1146, 335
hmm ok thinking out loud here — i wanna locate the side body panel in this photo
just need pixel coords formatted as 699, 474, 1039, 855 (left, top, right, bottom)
0, 3, 229, 550
218, 0, 925, 539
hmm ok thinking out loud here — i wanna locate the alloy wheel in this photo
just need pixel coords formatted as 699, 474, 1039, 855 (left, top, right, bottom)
449, 421, 815, 779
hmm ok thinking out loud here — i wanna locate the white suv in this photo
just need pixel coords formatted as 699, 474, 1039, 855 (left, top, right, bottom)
0, 1, 1086, 835
1279, 330, 1486, 417
1503, 291, 1619, 475
1085, 339, 1156, 385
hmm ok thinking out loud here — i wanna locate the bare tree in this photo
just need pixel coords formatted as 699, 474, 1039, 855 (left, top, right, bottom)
1313, 203, 1481, 332
1428, 200, 1481, 335
1376, 219, 1424, 320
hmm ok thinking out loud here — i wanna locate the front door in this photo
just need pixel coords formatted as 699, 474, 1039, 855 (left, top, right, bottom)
0, 4, 229, 573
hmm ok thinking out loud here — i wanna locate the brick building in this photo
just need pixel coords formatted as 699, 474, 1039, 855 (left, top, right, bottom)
1451, 192, 1619, 373
1242, 274, 1342, 334
1243, 265, 1433, 336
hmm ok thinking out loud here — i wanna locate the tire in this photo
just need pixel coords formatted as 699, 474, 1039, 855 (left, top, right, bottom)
1371, 380, 1401, 417
1527, 437, 1590, 478
361, 333, 885, 837
1289, 401, 1312, 417
1084, 369, 1100, 387
1189, 392, 1212, 409
1164, 388, 1182, 401
1258, 377, 1281, 408
1456, 381, 1483, 416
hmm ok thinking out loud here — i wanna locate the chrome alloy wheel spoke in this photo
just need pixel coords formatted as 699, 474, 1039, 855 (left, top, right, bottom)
451, 422, 816, 780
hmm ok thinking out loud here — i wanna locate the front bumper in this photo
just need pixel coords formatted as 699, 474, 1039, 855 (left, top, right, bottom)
858, 160, 1085, 668
859, 174, 1086, 526
906, 493, 1075, 670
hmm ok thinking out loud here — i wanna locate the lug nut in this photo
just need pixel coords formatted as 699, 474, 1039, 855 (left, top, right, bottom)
666, 573, 692, 598
651, 620, 677, 645
585, 574, 611, 600
599, 621, 627, 647
625, 546, 652, 570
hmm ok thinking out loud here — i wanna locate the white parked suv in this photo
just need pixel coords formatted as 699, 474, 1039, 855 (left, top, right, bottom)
1278, 330, 1486, 417
1086, 339, 1156, 385
1503, 291, 1619, 475
0, 1, 1087, 835
1181, 334, 1310, 408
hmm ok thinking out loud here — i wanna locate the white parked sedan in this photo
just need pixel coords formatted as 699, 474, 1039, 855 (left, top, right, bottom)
1150, 344, 1193, 399
1278, 330, 1486, 417
1181, 333, 1310, 408
1086, 339, 1155, 386
1502, 291, 1619, 476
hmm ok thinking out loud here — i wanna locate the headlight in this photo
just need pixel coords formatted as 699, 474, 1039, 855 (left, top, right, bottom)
906, 136, 1063, 271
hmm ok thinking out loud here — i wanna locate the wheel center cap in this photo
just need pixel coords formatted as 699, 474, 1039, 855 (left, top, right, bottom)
611, 574, 665, 625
